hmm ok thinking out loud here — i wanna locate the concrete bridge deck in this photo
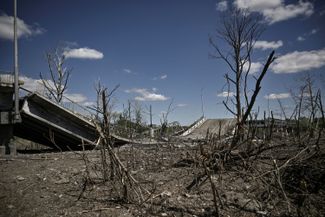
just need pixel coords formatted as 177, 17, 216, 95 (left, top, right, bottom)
13, 93, 152, 150
180, 118, 236, 140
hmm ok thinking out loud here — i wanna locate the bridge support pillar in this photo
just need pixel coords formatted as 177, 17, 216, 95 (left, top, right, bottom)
0, 75, 15, 156
0, 125, 13, 155
150, 128, 154, 138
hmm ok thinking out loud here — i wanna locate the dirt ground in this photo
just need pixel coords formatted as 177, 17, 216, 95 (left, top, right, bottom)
0, 142, 324, 217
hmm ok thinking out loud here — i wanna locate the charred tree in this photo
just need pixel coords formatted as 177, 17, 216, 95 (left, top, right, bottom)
210, 9, 275, 143
40, 48, 71, 103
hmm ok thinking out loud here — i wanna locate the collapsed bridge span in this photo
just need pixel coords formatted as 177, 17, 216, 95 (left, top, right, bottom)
13, 93, 146, 150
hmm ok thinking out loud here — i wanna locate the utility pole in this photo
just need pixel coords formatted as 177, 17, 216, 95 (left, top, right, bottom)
149, 105, 154, 139
200, 88, 205, 117
13, 0, 21, 122
128, 100, 132, 140
0, 0, 20, 156
149, 105, 152, 127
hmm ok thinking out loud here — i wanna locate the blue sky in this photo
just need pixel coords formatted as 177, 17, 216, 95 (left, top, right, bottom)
1, 0, 325, 125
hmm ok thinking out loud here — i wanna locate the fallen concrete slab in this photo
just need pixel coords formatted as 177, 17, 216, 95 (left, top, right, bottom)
13, 93, 156, 150
180, 118, 236, 140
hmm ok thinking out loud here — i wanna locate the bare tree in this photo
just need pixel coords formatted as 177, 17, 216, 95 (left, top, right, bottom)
160, 99, 175, 138
90, 83, 151, 203
210, 9, 275, 142
291, 74, 325, 146
40, 48, 71, 103
133, 101, 142, 124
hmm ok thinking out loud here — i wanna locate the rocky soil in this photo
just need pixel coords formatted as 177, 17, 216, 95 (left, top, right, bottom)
0, 141, 324, 217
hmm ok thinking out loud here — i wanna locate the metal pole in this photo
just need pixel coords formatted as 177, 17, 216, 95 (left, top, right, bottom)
201, 88, 204, 117
14, 0, 20, 122
150, 105, 152, 127
149, 105, 154, 139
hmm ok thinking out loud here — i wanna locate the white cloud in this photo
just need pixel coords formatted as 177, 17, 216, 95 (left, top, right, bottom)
82, 101, 95, 107
217, 91, 235, 97
262, 1, 313, 24
297, 36, 305, 41
234, 0, 314, 24
297, 29, 319, 42
264, 93, 291, 100
153, 74, 168, 80
20, 76, 48, 92
310, 29, 318, 35
216, 1, 228, 11
125, 88, 169, 101
160, 74, 167, 80
254, 40, 283, 50
0, 14, 44, 40
243, 62, 263, 74
176, 103, 187, 107
21, 76, 89, 104
152, 87, 158, 92
123, 69, 132, 73
272, 48, 325, 73
234, 0, 282, 11
64, 93, 87, 103
63, 47, 103, 59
